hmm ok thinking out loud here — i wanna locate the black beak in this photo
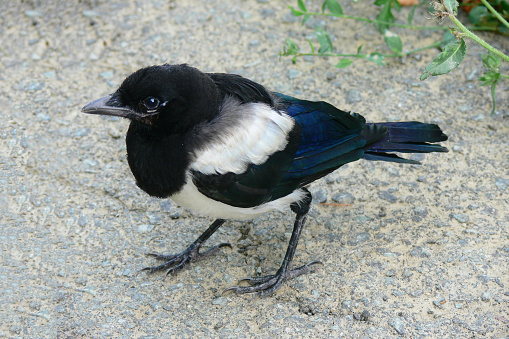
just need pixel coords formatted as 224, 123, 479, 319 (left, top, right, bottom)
82, 95, 133, 118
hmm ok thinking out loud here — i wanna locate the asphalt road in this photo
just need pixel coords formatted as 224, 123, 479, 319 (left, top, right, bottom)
0, 0, 508, 337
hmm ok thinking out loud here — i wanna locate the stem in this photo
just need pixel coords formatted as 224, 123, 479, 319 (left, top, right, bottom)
287, 39, 447, 60
304, 11, 498, 31
479, 0, 509, 30
448, 14, 509, 63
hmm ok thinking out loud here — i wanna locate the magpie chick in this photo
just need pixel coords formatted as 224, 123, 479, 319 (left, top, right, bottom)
83, 64, 448, 296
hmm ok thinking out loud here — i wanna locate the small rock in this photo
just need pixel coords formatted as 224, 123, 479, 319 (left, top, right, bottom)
495, 177, 509, 191
212, 297, 227, 306
78, 215, 88, 227
410, 246, 431, 258
138, 224, 154, 233
414, 206, 428, 217
168, 283, 183, 292
83, 10, 100, 17
481, 291, 491, 302
477, 275, 492, 284
248, 40, 260, 48
260, 8, 275, 17
378, 191, 397, 203
287, 69, 302, 80
386, 269, 396, 277
472, 114, 485, 121
312, 189, 327, 204
346, 89, 362, 104
450, 213, 469, 223
160, 200, 172, 213
25, 10, 42, 18
452, 145, 463, 152
332, 192, 355, 204
360, 310, 370, 321
388, 317, 405, 335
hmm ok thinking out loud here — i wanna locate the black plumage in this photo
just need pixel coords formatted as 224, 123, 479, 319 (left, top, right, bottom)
82, 64, 448, 296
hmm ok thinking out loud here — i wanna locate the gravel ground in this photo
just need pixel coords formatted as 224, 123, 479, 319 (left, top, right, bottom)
1, 0, 508, 338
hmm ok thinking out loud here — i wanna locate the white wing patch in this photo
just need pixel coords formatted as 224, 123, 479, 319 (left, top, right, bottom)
190, 99, 295, 175
171, 175, 306, 220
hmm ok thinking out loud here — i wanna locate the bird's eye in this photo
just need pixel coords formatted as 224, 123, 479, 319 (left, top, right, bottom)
143, 97, 160, 110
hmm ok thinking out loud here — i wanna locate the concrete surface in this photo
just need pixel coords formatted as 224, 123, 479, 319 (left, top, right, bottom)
0, 0, 508, 337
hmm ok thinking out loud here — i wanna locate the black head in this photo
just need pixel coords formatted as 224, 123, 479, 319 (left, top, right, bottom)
82, 64, 221, 133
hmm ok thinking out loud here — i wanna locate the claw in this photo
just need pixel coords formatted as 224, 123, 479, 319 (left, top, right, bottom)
223, 260, 321, 296
141, 242, 231, 277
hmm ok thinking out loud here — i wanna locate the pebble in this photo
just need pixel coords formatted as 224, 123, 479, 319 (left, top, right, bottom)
83, 10, 100, 18
137, 224, 154, 233
287, 69, 302, 80
450, 213, 469, 223
388, 317, 405, 335
260, 9, 275, 17
332, 192, 355, 204
410, 246, 431, 258
413, 206, 428, 217
378, 191, 397, 203
312, 189, 327, 204
480, 291, 491, 302
472, 114, 485, 121
160, 200, 172, 213
495, 177, 509, 191
212, 297, 227, 306
248, 40, 261, 49
78, 215, 88, 227
25, 10, 42, 18
346, 89, 362, 104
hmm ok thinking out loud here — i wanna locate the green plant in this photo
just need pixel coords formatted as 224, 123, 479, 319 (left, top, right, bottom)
281, 0, 508, 114
465, 0, 509, 35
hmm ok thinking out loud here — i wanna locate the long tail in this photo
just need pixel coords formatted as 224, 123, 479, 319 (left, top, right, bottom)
362, 121, 448, 164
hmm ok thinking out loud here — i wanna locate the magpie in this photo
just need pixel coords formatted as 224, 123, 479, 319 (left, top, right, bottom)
82, 64, 448, 296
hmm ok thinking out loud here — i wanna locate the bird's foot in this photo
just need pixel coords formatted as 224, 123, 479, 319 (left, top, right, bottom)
224, 261, 322, 297
140, 242, 231, 277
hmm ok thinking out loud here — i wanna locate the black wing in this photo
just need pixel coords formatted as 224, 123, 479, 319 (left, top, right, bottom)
208, 73, 276, 106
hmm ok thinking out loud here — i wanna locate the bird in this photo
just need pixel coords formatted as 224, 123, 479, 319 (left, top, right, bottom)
82, 64, 448, 296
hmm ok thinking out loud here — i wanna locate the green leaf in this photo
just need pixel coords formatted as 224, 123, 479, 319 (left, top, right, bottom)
383, 30, 402, 53
283, 38, 300, 56
374, 0, 388, 6
307, 39, 315, 54
376, 0, 395, 34
443, 0, 459, 14
420, 39, 467, 81
298, 0, 307, 12
316, 26, 334, 54
357, 45, 363, 54
479, 70, 500, 115
440, 31, 456, 50
302, 13, 311, 24
392, 0, 402, 12
324, 0, 343, 15
408, 5, 416, 25
488, 77, 499, 115
365, 52, 385, 65
288, 5, 304, 16
481, 52, 501, 71
335, 59, 353, 68
468, 6, 489, 25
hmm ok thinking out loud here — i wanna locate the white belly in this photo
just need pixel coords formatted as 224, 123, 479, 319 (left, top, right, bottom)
171, 178, 306, 220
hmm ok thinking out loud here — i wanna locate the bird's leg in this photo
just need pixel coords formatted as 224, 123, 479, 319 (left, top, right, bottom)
224, 189, 322, 297
141, 218, 230, 277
